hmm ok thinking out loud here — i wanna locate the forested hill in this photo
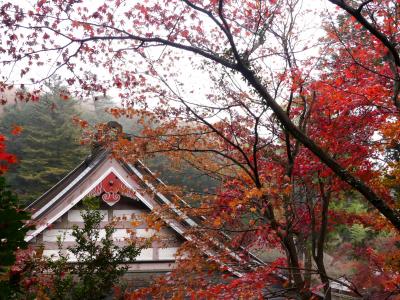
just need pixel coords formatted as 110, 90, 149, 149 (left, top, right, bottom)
0, 86, 90, 204
0, 86, 217, 205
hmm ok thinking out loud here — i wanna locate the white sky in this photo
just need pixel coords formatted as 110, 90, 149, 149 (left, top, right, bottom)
0, 0, 337, 107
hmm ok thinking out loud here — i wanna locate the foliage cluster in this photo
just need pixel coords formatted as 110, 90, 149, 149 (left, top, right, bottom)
1, 0, 400, 299
6, 198, 142, 300
0, 177, 32, 299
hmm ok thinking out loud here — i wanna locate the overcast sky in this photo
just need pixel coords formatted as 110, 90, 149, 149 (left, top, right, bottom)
0, 0, 337, 107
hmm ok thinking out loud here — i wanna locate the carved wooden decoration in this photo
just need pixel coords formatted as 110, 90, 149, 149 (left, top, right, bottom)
88, 172, 136, 206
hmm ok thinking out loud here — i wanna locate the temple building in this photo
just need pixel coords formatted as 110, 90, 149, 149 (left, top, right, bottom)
24, 122, 354, 298
24, 122, 264, 290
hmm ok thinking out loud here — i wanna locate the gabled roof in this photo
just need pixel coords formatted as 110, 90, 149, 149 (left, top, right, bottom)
25, 147, 265, 278
26, 148, 109, 219
24, 120, 353, 297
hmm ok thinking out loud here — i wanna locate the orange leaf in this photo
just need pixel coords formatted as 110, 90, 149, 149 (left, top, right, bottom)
11, 124, 23, 136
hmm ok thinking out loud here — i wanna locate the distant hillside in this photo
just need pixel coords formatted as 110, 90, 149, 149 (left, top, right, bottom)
0, 87, 217, 204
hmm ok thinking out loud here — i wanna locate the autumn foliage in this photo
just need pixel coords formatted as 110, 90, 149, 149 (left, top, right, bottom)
1, 0, 400, 299
0, 127, 20, 173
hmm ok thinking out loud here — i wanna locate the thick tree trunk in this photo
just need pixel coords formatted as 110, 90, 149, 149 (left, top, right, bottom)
304, 246, 312, 289
313, 180, 332, 300
237, 65, 400, 231
262, 195, 310, 299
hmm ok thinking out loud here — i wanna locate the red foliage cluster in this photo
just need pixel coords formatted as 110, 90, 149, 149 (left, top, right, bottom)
1, 0, 400, 298
0, 126, 21, 173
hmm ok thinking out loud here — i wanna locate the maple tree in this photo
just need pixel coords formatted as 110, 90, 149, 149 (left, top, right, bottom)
1, 0, 400, 298
0, 129, 18, 174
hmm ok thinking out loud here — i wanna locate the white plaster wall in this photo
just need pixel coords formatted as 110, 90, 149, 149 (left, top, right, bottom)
45, 248, 157, 262
112, 209, 142, 221
136, 228, 156, 238
68, 210, 108, 222
43, 229, 107, 242
158, 247, 178, 260
113, 229, 134, 241
43, 229, 75, 242
43, 250, 77, 262
135, 248, 154, 261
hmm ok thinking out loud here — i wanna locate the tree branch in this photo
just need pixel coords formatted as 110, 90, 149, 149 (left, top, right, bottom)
327, 0, 400, 67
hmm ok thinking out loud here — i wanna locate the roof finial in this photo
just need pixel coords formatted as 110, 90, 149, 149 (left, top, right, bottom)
91, 121, 123, 153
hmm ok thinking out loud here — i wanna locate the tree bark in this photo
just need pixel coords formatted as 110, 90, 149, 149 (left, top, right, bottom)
236, 65, 400, 231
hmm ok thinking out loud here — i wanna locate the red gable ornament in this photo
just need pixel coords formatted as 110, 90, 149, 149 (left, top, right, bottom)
88, 172, 136, 206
